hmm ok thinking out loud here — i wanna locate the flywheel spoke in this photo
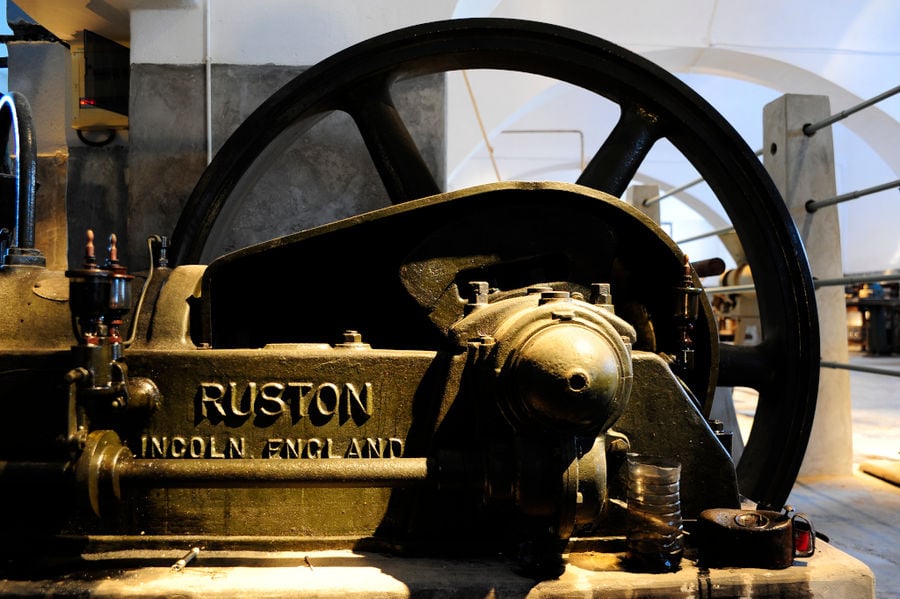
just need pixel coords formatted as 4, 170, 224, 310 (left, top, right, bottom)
344, 78, 441, 204
576, 103, 661, 196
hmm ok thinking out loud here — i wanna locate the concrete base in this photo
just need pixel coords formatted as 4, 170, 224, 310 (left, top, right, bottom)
0, 541, 874, 598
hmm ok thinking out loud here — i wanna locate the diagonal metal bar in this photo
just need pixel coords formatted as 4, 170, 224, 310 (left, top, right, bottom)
806, 178, 900, 212
643, 149, 763, 207
676, 225, 735, 245
821, 361, 900, 378
706, 271, 900, 295
804, 84, 900, 136
576, 104, 661, 197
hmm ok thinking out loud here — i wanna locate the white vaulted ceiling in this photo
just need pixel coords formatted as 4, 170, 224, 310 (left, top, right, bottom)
8, 0, 900, 273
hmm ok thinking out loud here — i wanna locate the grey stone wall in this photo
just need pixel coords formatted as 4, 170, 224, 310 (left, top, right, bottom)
8, 41, 446, 271
127, 64, 446, 266
126, 63, 207, 268
66, 145, 129, 268
34, 153, 68, 271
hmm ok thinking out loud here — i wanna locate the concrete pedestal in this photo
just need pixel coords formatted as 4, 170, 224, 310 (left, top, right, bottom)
763, 94, 853, 478
0, 541, 874, 598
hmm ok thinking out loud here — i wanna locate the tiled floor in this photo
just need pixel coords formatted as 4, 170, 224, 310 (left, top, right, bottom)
738, 351, 900, 598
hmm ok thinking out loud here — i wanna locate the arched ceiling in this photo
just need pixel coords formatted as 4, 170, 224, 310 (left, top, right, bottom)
443, 1, 899, 273
8, 0, 900, 272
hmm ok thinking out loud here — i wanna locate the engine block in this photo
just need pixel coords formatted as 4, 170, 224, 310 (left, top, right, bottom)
0, 182, 739, 570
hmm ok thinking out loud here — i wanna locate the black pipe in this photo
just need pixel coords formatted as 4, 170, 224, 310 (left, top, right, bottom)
11, 92, 37, 250
0, 92, 44, 267
0, 457, 432, 489
117, 456, 431, 488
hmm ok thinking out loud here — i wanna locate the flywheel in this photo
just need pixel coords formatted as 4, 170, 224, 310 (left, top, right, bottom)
169, 18, 819, 511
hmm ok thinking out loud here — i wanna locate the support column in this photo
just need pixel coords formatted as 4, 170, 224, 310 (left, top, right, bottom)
763, 94, 853, 477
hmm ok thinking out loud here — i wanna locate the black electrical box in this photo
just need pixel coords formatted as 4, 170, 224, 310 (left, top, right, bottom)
82, 29, 129, 116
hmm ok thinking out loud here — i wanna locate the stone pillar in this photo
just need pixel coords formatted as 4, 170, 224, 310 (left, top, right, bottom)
763, 94, 853, 477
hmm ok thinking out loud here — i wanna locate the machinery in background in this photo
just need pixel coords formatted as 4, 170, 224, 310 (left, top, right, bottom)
846, 281, 900, 354
712, 264, 761, 347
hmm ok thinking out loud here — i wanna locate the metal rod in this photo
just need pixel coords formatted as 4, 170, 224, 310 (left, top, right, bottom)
171, 546, 201, 571
0, 460, 69, 482
463, 70, 501, 182
804, 84, 900, 136
706, 271, 900, 295
116, 457, 431, 488
0, 458, 433, 489
643, 148, 764, 207
643, 174, 705, 207
704, 283, 754, 294
691, 257, 726, 278
676, 225, 735, 244
814, 272, 900, 289
820, 360, 900, 378
806, 178, 900, 212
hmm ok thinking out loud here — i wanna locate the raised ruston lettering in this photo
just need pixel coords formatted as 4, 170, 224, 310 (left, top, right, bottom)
196, 380, 373, 426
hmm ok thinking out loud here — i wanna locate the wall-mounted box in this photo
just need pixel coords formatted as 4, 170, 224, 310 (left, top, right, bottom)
71, 30, 128, 131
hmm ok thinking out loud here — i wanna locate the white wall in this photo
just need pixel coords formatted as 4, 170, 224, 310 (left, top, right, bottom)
130, 1, 457, 65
